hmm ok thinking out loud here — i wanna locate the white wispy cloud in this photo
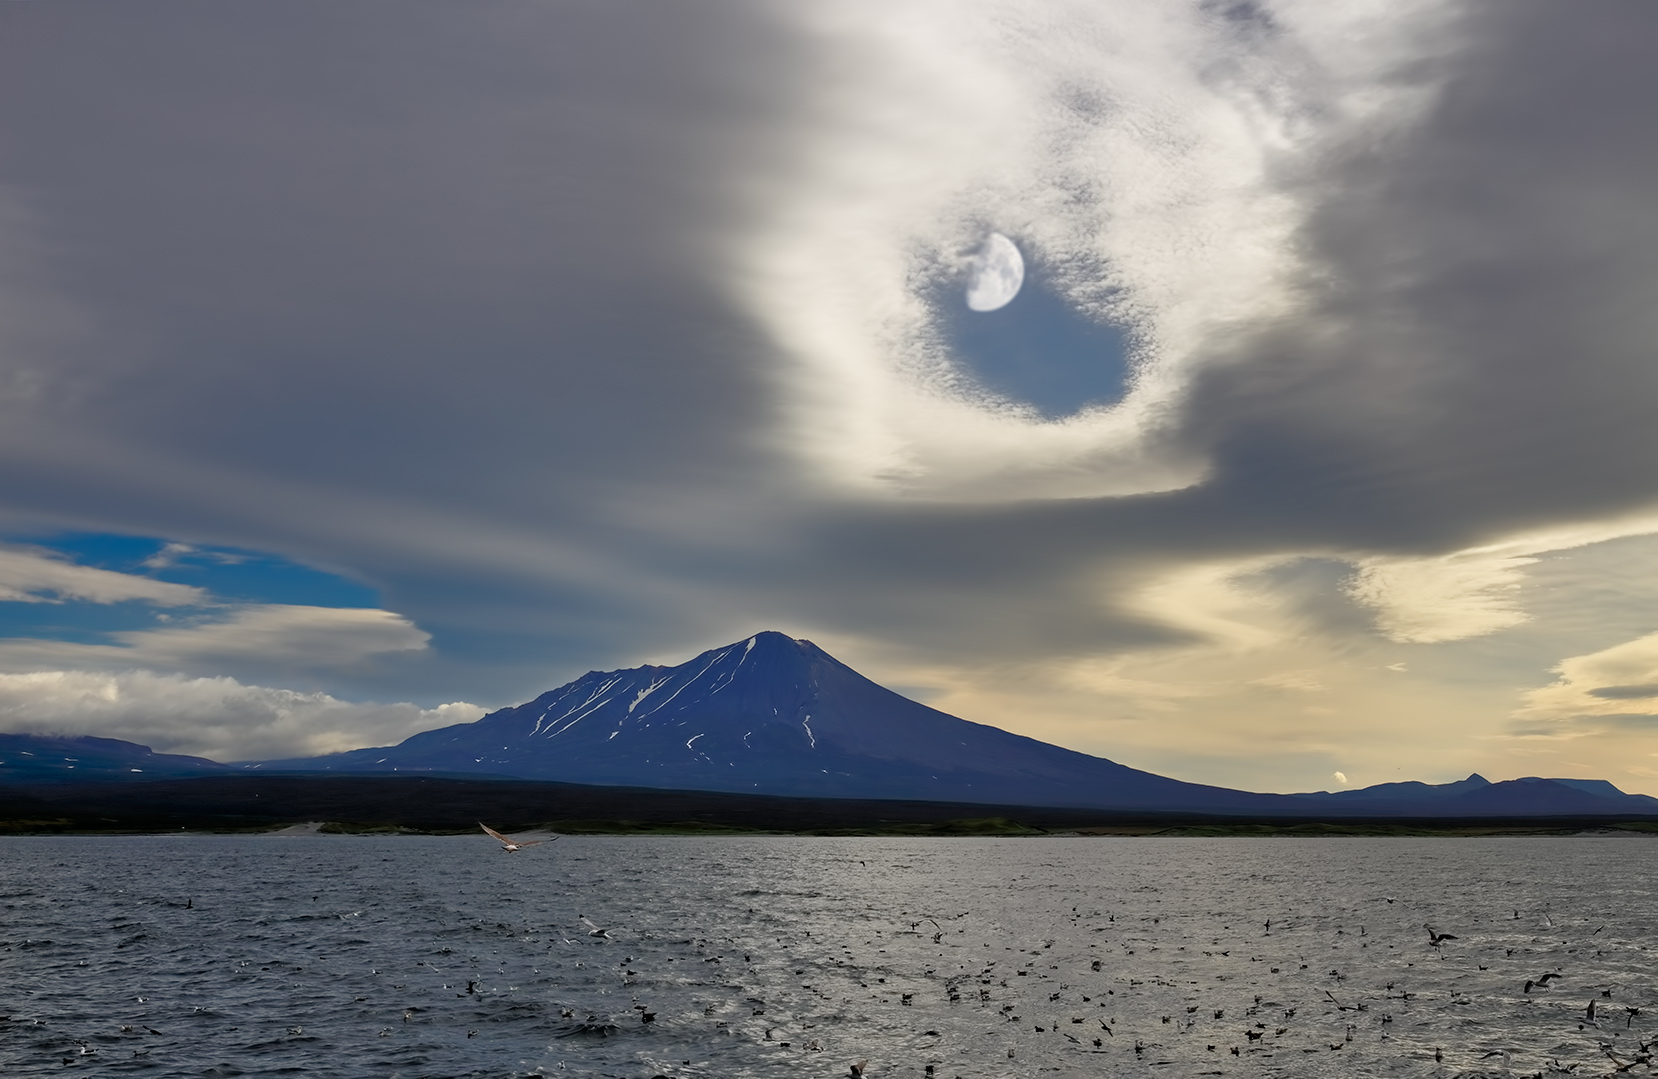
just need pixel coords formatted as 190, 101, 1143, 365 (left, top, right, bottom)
1122, 556, 1295, 653
1347, 551, 1537, 644
0, 604, 429, 673
0, 544, 205, 606
0, 668, 482, 761
140, 541, 246, 569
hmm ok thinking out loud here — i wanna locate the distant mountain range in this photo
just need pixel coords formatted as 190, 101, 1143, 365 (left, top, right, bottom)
4, 631, 1657, 818
0, 733, 231, 785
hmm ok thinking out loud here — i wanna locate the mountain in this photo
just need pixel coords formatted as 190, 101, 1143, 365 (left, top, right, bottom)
0, 733, 233, 784
6, 632, 1650, 819
1293, 774, 1495, 803
1296, 773, 1658, 816
249, 631, 1294, 813
246, 631, 1658, 817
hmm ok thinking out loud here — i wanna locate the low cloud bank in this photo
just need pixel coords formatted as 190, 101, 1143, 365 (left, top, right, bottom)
0, 669, 483, 762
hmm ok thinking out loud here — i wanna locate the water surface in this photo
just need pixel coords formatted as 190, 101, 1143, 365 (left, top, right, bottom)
2, 835, 1655, 1077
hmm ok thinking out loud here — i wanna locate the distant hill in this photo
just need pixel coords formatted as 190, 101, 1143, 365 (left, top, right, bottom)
1294, 773, 1658, 816
0, 733, 232, 784
241, 630, 1658, 818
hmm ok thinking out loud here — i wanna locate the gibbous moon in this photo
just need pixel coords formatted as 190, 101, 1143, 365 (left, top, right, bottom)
965, 232, 1025, 312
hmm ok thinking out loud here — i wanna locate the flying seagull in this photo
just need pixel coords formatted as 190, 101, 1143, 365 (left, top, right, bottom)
1524, 972, 1560, 993
1424, 925, 1459, 947
581, 916, 610, 938
479, 823, 554, 853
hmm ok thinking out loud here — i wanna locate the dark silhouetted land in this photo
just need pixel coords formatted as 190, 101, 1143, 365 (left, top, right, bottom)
3, 774, 1657, 837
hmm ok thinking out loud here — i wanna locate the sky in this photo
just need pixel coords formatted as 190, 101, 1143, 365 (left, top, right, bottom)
4, 1, 1658, 793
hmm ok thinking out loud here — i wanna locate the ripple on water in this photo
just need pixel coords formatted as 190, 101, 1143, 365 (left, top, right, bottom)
1, 834, 1657, 1077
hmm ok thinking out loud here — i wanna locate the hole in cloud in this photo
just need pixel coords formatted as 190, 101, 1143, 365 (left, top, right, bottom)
935, 260, 1135, 420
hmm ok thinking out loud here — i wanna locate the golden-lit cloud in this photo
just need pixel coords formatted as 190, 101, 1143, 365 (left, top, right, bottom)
1518, 633, 1658, 725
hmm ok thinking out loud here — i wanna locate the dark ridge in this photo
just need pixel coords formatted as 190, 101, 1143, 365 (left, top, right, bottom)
2, 774, 1656, 836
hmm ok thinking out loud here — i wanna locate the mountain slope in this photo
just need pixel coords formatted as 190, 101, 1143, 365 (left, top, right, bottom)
250, 631, 1292, 812
0, 734, 233, 784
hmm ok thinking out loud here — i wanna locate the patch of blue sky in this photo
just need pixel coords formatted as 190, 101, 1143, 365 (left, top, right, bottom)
937, 264, 1135, 419
0, 533, 380, 644
44, 532, 380, 607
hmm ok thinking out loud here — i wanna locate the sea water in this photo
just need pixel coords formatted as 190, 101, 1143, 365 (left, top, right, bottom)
2, 834, 1655, 1077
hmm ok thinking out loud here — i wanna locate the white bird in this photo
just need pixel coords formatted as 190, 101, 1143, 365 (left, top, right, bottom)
479, 822, 554, 853
580, 916, 609, 938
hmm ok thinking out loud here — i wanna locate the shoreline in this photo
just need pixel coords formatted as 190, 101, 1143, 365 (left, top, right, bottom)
7, 773, 1658, 838
4, 817, 1657, 838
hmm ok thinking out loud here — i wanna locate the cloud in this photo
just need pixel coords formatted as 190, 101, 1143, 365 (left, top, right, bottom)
1347, 511, 1658, 644
1122, 557, 1293, 653
1347, 551, 1536, 644
1517, 632, 1658, 724
0, 669, 482, 761
0, 604, 429, 676
1252, 670, 1327, 693
4, 1, 1658, 795
0, 544, 204, 606
0, 0, 810, 696
1589, 685, 1658, 702
1174, 1, 1658, 557
740, 1, 1331, 501
141, 542, 246, 570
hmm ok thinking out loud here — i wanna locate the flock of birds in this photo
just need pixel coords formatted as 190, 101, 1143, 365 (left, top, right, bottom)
6, 832, 1654, 1078
459, 828, 1658, 1078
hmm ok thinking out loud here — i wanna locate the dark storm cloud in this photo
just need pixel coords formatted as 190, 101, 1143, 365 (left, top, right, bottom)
0, 0, 812, 694
1, 1, 795, 489
1176, 1, 1658, 550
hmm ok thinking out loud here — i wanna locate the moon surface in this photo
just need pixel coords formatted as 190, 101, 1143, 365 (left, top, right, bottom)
965, 232, 1025, 312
